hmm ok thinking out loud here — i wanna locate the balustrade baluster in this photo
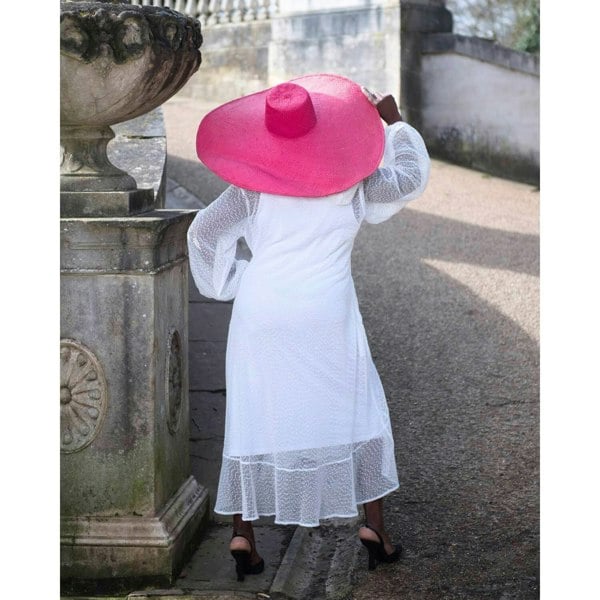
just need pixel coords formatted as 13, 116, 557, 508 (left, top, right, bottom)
242, 0, 256, 21
207, 0, 220, 25
231, 0, 245, 23
217, 0, 232, 24
185, 0, 199, 18
199, 0, 211, 21
196, 0, 209, 24
198, 0, 276, 25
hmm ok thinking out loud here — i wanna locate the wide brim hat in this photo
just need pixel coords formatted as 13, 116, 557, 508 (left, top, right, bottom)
196, 73, 385, 197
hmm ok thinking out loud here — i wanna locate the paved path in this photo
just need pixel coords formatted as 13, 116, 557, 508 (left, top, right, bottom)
162, 96, 539, 600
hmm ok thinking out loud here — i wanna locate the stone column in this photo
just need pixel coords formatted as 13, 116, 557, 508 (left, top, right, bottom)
400, 1, 452, 131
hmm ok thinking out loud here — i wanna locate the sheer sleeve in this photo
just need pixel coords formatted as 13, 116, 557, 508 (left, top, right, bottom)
360, 121, 430, 224
187, 186, 259, 301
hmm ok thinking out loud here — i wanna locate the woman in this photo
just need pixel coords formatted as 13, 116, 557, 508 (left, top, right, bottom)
187, 73, 430, 579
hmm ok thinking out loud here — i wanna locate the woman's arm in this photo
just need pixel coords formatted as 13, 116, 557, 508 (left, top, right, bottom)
360, 90, 430, 224
187, 186, 259, 301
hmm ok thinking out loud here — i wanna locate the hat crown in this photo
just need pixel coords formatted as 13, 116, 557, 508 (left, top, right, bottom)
265, 83, 317, 138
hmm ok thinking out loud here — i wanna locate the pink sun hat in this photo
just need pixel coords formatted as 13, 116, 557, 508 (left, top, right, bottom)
196, 73, 385, 197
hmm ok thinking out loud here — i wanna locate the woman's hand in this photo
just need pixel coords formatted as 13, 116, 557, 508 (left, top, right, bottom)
361, 87, 403, 125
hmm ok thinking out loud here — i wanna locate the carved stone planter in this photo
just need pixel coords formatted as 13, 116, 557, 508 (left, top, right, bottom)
60, 1, 208, 593
60, 0, 202, 216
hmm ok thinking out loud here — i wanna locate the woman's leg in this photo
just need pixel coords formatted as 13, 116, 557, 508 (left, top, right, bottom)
230, 514, 263, 565
359, 498, 396, 555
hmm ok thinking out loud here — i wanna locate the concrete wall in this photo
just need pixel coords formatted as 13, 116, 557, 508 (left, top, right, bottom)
400, 2, 539, 184
420, 35, 539, 183
269, 4, 400, 97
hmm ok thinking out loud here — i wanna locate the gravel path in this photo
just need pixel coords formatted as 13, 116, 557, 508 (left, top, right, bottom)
350, 161, 539, 599
163, 97, 540, 600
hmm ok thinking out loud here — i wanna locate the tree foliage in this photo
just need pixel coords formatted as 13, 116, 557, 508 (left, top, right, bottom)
444, 0, 540, 54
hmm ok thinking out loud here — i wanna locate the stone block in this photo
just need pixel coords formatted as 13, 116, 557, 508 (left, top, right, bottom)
61, 210, 196, 273
189, 340, 227, 391
190, 390, 227, 440
189, 302, 232, 342
401, 2, 453, 33
61, 188, 155, 218
61, 209, 207, 587
61, 478, 209, 593
188, 390, 228, 510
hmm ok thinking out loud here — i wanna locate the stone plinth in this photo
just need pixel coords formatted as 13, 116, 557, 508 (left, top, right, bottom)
60, 209, 208, 593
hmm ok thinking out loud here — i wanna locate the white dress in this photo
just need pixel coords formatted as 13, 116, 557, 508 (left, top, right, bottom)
187, 121, 430, 527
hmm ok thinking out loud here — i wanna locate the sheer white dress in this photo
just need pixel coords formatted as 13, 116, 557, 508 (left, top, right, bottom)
187, 121, 430, 527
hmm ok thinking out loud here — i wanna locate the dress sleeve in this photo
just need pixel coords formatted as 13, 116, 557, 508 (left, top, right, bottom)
361, 121, 430, 224
187, 186, 259, 301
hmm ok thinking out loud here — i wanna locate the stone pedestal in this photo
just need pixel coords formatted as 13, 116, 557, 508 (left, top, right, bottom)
400, 2, 453, 131
60, 209, 208, 593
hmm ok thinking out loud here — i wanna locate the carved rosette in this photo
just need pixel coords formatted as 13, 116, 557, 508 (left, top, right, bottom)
61, 339, 108, 454
166, 329, 183, 435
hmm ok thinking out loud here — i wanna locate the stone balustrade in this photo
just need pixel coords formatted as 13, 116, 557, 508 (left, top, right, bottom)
130, 0, 279, 25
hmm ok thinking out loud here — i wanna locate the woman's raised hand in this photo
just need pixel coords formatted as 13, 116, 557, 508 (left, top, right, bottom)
361, 87, 403, 125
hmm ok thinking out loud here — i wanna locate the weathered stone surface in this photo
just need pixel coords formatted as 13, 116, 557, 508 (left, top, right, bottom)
180, 4, 400, 104
173, 522, 294, 594
60, 1, 202, 210
189, 390, 227, 507
61, 211, 195, 517
179, 20, 271, 104
189, 341, 227, 391
422, 32, 539, 75
61, 209, 207, 588
61, 478, 209, 593
189, 302, 232, 342
110, 108, 167, 207
60, 187, 155, 217
269, 5, 401, 99
60, 2, 202, 125
61, 210, 196, 273
400, 1, 453, 33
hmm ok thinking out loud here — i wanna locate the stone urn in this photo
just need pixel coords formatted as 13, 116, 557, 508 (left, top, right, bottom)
60, 0, 202, 216
60, 1, 208, 593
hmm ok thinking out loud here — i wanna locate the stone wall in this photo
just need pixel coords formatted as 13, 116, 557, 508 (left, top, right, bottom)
420, 34, 539, 184
179, 2, 401, 103
181, 19, 272, 103
400, 2, 539, 184
187, 281, 232, 512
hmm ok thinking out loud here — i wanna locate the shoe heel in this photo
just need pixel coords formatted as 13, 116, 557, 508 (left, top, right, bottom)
231, 550, 249, 582
360, 539, 379, 571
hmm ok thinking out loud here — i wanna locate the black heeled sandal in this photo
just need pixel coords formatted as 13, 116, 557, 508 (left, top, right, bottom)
358, 524, 403, 571
230, 531, 265, 582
